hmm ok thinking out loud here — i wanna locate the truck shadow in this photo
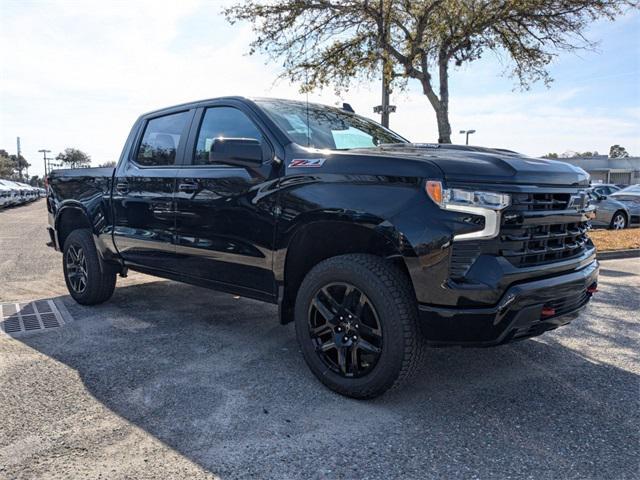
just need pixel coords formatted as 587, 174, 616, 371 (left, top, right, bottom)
10, 277, 639, 478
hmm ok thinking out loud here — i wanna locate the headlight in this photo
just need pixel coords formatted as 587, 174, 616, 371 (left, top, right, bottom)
426, 181, 510, 210
426, 180, 510, 241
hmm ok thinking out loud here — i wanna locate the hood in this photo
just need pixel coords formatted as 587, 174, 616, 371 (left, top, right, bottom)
354, 144, 590, 187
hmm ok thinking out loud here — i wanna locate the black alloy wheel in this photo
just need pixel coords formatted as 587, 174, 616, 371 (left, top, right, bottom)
308, 282, 383, 378
65, 245, 88, 294
62, 229, 117, 305
294, 254, 424, 399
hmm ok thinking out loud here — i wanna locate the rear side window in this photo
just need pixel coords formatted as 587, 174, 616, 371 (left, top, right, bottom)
136, 111, 190, 166
194, 107, 263, 165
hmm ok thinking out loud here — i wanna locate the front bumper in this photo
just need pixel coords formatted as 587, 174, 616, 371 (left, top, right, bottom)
418, 259, 598, 346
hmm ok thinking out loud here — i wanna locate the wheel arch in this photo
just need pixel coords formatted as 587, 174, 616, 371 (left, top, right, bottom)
610, 208, 629, 229
277, 216, 416, 324
55, 203, 93, 250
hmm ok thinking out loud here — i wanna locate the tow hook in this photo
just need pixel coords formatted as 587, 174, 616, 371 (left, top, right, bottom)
541, 306, 556, 318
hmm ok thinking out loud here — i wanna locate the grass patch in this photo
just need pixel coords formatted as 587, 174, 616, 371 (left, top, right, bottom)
589, 229, 640, 251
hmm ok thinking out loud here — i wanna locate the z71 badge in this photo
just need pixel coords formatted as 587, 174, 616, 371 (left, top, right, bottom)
288, 158, 326, 168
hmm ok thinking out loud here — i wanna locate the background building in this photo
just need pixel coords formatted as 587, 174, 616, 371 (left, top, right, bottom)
559, 156, 640, 185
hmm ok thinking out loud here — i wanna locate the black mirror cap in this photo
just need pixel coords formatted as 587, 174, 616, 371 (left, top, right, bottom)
209, 137, 271, 167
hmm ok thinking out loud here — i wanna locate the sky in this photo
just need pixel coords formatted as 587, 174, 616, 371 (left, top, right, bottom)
1, 0, 639, 178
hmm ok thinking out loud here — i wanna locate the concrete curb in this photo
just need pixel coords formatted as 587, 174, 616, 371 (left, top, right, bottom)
597, 249, 640, 260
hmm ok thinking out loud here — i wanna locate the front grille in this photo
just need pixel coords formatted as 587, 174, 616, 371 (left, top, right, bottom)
448, 188, 594, 279
499, 221, 590, 267
510, 192, 571, 211
500, 191, 592, 267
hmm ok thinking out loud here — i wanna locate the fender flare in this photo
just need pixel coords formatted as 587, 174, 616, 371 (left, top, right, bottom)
54, 201, 94, 248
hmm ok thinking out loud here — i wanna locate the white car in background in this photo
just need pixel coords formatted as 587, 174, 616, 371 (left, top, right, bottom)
0, 179, 35, 204
0, 180, 44, 205
0, 184, 14, 207
0, 180, 22, 204
17, 182, 37, 201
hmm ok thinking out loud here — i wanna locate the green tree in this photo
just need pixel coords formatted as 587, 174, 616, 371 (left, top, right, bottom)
9, 154, 30, 180
226, 0, 634, 143
542, 153, 559, 159
56, 148, 91, 168
29, 175, 44, 187
609, 144, 629, 158
98, 161, 117, 168
0, 150, 14, 178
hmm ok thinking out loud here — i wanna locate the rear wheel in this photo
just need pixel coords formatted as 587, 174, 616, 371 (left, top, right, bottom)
294, 254, 423, 399
610, 211, 627, 230
63, 229, 117, 305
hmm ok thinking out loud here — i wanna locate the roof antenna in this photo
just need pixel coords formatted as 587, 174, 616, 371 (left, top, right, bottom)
342, 103, 355, 113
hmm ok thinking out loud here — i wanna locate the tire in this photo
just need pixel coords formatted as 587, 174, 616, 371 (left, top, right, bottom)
294, 254, 424, 399
62, 229, 117, 305
609, 211, 627, 230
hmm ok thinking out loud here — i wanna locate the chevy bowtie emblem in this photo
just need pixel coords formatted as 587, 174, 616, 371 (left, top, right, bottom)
568, 193, 586, 210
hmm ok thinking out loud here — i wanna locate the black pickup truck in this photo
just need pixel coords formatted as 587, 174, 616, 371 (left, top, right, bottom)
47, 97, 599, 398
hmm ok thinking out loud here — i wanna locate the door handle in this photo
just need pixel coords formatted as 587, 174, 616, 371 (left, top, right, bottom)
116, 182, 129, 194
178, 182, 198, 193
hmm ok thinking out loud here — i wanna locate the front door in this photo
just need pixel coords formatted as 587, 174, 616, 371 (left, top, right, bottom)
112, 110, 193, 273
173, 104, 280, 300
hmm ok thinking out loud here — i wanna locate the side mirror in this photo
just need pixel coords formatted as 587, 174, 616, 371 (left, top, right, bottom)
209, 137, 270, 168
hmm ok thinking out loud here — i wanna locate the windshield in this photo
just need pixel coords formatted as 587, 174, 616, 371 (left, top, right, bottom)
255, 99, 408, 150
612, 184, 640, 195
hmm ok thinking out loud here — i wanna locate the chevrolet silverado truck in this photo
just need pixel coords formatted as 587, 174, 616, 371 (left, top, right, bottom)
46, 97, 599, 398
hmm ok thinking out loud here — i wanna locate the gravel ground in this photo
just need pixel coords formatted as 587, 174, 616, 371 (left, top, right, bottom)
589, 228, 640, 251
1, 200, 639, 480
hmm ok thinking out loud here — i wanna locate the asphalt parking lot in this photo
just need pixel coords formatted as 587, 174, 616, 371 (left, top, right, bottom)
1, 200, 639, 480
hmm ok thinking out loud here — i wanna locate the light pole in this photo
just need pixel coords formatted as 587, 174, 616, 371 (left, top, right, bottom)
17, 137, 23, 180
38, 149, 51, 176
373, 68, 396, 128
373, 21, 396, 128
459, 129, 476, 145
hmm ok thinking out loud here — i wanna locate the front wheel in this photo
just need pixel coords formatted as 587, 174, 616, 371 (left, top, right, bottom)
63, 229, 117, 305
610, 211, 627, 230
294, 254, 424, 399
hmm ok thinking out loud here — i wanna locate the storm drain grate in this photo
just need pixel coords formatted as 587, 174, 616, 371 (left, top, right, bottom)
0, 300, 67, 336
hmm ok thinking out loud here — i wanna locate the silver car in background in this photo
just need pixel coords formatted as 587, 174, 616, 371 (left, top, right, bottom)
610, 185, 640, 227
589, 184, 639, 229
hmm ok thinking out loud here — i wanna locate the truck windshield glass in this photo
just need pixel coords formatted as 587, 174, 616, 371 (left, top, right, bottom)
255, 99, 407, 150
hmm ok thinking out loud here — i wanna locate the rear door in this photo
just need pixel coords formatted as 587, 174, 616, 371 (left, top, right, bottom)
172, 102, 280, 300
112, 109, 194, 273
